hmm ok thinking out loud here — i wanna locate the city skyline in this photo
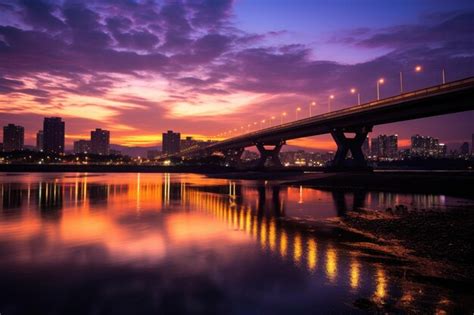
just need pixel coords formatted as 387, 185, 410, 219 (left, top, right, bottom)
2, 118, 472, 157
0, 1, 473, 150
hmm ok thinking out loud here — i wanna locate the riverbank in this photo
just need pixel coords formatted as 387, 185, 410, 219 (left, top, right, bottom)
284, 171, 474, 196
335, 206, 474, 283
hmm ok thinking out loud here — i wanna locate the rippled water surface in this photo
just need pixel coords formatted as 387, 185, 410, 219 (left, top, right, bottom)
0, 172, 471, 314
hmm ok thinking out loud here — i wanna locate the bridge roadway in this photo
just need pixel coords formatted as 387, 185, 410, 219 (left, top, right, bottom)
175, 77, 474, 169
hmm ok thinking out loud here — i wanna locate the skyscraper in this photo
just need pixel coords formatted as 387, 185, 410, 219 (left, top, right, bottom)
411, 134, 444, 157
370, 137, 380, 157
43, 117, 65, 154
370, 134, 398, 159
460, 142, 469, 156
36, 130, 43, 151
3, 124, 24, 152
387, 134, 398, 158
162, 130, 181, 154
90, 128, 110, 155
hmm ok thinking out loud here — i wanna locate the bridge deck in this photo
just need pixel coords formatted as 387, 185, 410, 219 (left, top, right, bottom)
178, 76, 474, 155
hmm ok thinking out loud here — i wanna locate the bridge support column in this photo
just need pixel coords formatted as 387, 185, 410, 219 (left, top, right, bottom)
224, 148, 244, 167
330, 127, 371, 170
255, 141, 284, 169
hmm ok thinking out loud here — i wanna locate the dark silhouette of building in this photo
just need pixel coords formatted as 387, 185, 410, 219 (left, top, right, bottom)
3, 124, 24, 152
162, 130, 180, 154
74, 140, 91, 154
36, 130, 43, 151
472, 134, 474, 155
410, 134, 445, 157
460, 142, 469, 156
90, 128, 110, 155
371, 134, 398, 159
43, 117, 65, 154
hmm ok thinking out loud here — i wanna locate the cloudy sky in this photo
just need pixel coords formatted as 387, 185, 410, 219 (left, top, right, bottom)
0, 0, 473, 150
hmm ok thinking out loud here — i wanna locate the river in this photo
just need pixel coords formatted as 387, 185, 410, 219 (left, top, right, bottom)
0, 172, 471, 314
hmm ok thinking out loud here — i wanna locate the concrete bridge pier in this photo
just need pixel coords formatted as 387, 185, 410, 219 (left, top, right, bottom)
330, 127, 371, 170
255, 141, 285, 169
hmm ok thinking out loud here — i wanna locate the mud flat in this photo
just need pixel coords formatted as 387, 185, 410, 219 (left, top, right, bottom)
287, 171, 474, 196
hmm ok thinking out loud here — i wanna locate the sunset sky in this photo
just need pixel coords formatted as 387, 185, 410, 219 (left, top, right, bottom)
0, 0, 473, 150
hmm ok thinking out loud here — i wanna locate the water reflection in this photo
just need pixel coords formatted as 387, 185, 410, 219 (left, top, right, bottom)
0, 173, 468, 314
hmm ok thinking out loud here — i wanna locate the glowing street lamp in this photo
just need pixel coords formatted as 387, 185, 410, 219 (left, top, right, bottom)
350, 88, 360, 105
328, 95, 334, 112
400, 66, 422, 94
260, 119, 266, 129
271, 116, 276, 127
376, 78, 384, 100
281, 112, 287, 124
296, 107, 301, 120
309, 101, 316, 117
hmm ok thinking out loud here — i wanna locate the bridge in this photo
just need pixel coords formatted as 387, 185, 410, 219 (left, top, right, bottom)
173, 77, 474, 170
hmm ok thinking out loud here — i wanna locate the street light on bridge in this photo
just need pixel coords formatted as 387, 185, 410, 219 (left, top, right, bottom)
350, 88, 360, 105
309, 101, 316, 117
271, 116, 276, 127
399, 65, 422, 94
281, 112, 287, 124
376, 78, 384, 100
328, 95, 334, 112
260, 119, 266, 129
296, 107, 301, 120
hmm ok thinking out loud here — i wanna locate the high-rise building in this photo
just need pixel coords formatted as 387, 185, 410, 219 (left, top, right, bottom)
162, 130, 181, 154
460, 142, 469, 156
370, 137, 380, 157
472, 134, 474, 155
387, 134, 398, 158
411, 134, 444, 157
370, 134, 398, 159
438, 143, 447, 157
73, 140, 91, 154
3, 124, 24, 152
43, 117, 65, 154
90, 128, 110, 155
36, 130, 43, 151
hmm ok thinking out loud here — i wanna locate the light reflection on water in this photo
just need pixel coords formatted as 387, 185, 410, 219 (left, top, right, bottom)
0, 172, 471, 314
